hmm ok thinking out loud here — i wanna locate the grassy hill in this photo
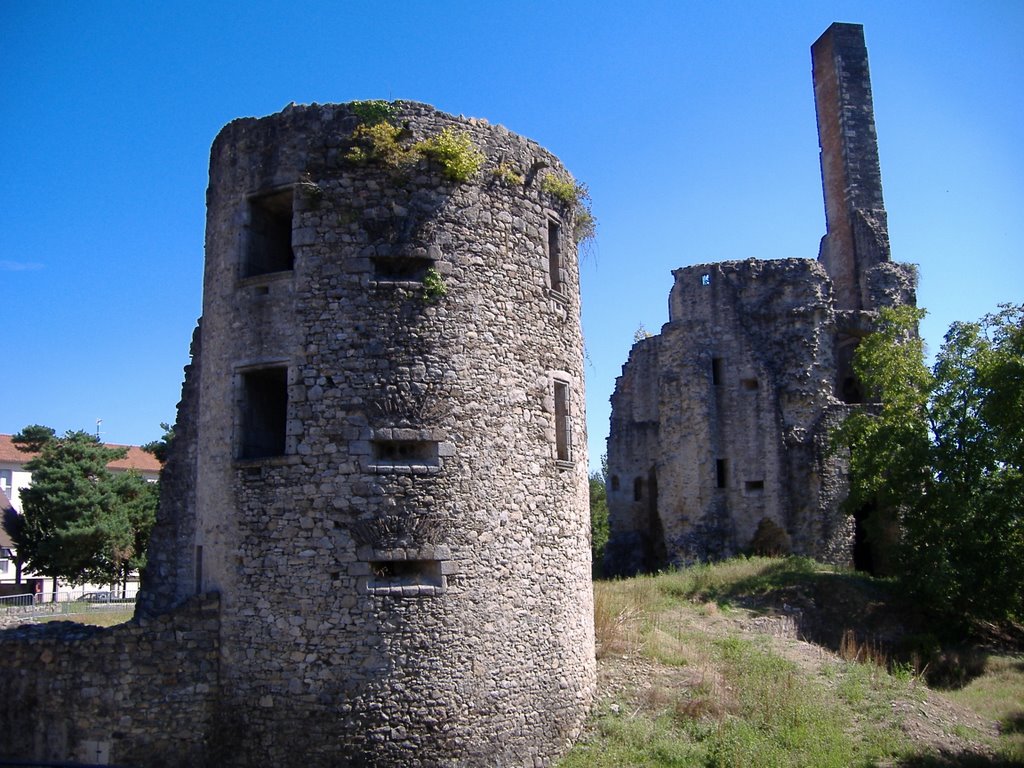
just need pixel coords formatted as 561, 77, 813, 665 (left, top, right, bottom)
561, 557, 1023, 767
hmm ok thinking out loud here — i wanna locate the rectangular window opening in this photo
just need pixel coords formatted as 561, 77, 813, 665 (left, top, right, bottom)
239, 367, 289, 459
745, 480, 765, 492
369, 559, 444, 595
741, 378, 759, 391
716, 459, 728, 489
371, 440, 439, 465
245, 188, 295, 277
554, 380, 571, 462
711, 357, 723, 386
373, 255, 434, 282
548, 220, 563, 293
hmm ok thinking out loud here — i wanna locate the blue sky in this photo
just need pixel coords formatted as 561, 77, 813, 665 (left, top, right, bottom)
2, 2, 1022, 472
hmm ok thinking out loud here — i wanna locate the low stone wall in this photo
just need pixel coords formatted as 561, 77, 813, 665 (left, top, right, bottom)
0, 594, 219, 767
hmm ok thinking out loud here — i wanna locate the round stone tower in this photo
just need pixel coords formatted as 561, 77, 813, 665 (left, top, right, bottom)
156, 102, 594, 765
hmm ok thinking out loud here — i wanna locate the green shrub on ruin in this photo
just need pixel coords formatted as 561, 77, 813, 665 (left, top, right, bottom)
346, 122, 417, 168
492, 161, 525, 187
350, 99, 395, 126
422, 267, 448, 302
540, 173, 579, 206
414, 128, 485, 182
541, 174, 597, 246
574, 206, 597, 246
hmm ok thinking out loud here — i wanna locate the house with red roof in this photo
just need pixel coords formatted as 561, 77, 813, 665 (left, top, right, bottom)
0, 434, 161, 593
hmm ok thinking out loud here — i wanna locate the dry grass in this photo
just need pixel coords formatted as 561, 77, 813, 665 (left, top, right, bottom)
566, 556, 1023, 767
946, 654, 1024, 763
839, 627, 890, 667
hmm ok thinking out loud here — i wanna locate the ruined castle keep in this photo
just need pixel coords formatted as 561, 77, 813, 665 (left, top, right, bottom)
0, 103, 595, 767
603, 23, 917, 576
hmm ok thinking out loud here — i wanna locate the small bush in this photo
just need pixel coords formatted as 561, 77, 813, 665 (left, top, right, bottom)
541, 174, 597, 246
749, 517, 792, 557
350, 99, 395, 126
422, 267, 447, 302
541, 173, 579, 206
574, 207, 597, 246
414, 128, 485, 182
346, 122, 416, 168
492, 161, 524, 187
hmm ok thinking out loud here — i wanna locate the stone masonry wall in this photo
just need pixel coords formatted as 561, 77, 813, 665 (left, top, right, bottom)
604, 336, 663, 573
184, 102, 594, 766
813, 22, 891, 311
0, 102, 594, 768
604, 23, 917, 578
605, 260, 849, 574
0, 595, 219, 766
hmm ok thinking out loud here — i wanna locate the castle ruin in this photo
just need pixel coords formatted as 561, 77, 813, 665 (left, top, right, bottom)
0, 103, 595, 766
603, 23, 917, 576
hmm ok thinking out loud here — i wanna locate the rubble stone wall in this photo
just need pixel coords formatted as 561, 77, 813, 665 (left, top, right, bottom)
605, 260, 851, 573
605, 23, 918, 577
0, 595, 219, 767
186, 102, 595, 766
0, 102, 594, 768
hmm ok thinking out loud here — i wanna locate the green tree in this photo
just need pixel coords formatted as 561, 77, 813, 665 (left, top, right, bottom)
12, 424, 56, 452
4, 427, 158, 588
590, 454, 609, 577
141, 421, 175, 464
834, 304, 1024, 624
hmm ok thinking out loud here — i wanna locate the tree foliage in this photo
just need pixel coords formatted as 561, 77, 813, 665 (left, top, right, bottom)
4, 427, 158, 587
834, 304, 1024, 624
141, 421, 175, 464
590, 454, 610, 577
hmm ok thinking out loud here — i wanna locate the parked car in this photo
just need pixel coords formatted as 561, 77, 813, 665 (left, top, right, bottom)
80, 591, 112, 603
79, 591, 134, 603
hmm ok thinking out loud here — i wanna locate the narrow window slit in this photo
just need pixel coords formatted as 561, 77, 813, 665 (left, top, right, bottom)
554, 380, 571, 462
371, 440, 439, 466
716, 459, 728, 489
711, 357, 723, 386
373, 255, 434, 282
548, 220, 563, 293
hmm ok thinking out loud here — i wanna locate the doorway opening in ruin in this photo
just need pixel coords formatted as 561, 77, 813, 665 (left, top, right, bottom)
853, 502, 900, 576
836, 335, 865, 404
852, 502, 877, 573
645, 467, 667, 571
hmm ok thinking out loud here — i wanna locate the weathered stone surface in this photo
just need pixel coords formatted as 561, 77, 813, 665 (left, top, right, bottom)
605, 260, 854, 572
0, 595, 220, 766
0, 102, 594, 767
604, 23, 917, 577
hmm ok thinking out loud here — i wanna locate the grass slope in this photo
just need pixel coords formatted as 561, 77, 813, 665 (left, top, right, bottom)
562, 557, 1023, 767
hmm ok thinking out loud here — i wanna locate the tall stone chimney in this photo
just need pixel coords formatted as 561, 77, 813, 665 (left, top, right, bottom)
812, 22, 891, 311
